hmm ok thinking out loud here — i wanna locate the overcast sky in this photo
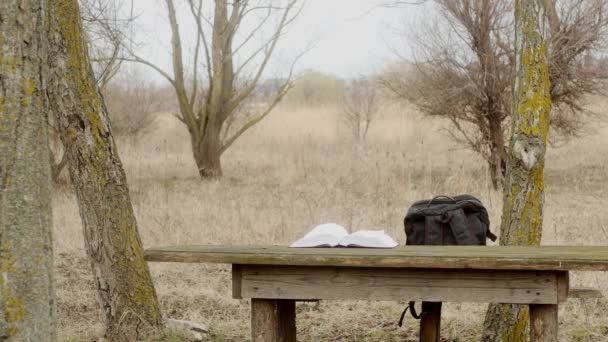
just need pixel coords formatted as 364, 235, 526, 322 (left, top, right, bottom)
125, 0, 429, 81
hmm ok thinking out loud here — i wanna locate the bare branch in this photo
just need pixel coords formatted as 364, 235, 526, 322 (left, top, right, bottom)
165, 0, 199, 136
80, 0, 134, 89
221, 42, 305, 152
189, 0, 204, 107
187, 0, 213, 97
221, 81, 292, 153
232, 6, 273, 55
120, 56, 176, 86
228, 0, 299, 116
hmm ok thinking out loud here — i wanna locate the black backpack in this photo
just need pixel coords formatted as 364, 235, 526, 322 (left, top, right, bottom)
398, 195, 497, 327
404, 195, 496, 246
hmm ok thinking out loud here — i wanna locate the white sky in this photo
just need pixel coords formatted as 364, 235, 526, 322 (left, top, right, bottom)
125, 0, 430, 82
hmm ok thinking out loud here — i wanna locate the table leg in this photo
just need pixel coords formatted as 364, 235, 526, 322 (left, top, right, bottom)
419, 301, 442, 342
530, 304, 558, 342
251, 298, 296, 342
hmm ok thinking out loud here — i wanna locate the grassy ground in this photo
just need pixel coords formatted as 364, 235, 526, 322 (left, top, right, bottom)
54, 101, 608, 341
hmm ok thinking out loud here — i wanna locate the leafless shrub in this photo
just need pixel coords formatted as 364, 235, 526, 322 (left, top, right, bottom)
546, 0, 608, 137
382, 0, 608, 189
102, 70, 168, 139
341, 77, 380, 140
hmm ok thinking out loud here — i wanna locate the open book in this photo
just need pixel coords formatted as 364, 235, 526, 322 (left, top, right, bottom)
290, 223, 398, 248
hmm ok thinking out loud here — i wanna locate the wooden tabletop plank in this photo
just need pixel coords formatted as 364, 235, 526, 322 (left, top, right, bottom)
144, 245, 608, 271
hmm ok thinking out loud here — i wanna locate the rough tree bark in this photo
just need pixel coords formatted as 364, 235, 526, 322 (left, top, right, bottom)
0, 0, 56, 340
46, 0, 164, 340
50, 149, 67, 183
488, 114, 507, 190
481, 0, 552, 340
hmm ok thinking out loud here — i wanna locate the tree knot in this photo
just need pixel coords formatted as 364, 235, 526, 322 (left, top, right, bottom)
512, 134, 545, 170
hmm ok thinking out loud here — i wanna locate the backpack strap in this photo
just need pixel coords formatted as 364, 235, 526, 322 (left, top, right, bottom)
424, 215, 444, 245
398, 301, 421, 327
444, 208, 480, 245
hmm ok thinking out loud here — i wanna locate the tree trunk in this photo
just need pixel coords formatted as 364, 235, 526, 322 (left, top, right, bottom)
192, 121, 223, 178
159, 0, 294, 179
46, 1, 164, 340
482, 303, 529, 342
488, 115, 506, 190
481, 0, 551, 340
0, 0, 56, 340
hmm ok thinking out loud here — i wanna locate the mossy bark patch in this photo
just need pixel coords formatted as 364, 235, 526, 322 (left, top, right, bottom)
1, 1, 55, 340
482, 0, 552, 340
46, 1, 163, 340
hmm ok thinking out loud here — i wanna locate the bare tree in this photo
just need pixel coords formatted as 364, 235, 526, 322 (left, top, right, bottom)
47, 0, 164, 340
0, 1, 55, 339
341, 77, 380, 140
127, 0, 302, 178
482, 0, 552, 340
382, 0, 608, 189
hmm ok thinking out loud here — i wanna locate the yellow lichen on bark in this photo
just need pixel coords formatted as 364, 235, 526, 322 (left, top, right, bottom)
1, 2, 55, 339
503, 0, 551, 247
482, 0, 551, 340
0, 57, 22, 74
0, 241, 24, 337
3, 296, 26, 337
499, 308, 529, 342
51, 0, 103, 146
516, 41, 551, 139
22, 79, 35, 96
47, 0, 164, 339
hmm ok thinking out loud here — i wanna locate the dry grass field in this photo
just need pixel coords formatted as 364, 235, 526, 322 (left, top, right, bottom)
54, 100, 608, 341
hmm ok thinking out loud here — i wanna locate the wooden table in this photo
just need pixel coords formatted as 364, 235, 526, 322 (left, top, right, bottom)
144, 245, 608, 342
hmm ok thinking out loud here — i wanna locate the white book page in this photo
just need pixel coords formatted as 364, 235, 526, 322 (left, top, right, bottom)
290, 223, 349, 248
338, 230, 398, 248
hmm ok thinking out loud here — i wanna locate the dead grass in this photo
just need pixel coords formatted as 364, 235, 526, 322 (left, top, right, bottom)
54, 100, 608, 341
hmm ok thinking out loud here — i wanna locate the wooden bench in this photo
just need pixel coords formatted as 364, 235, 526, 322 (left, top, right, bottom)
144, 245, 608, 342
